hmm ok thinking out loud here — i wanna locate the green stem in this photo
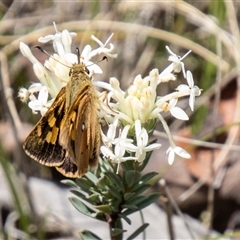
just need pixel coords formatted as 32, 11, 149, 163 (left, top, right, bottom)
139, 210, 146, 240
109, 214, 122, 240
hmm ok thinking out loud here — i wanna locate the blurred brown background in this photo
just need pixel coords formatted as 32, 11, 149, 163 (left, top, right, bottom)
1, 1, 240, 239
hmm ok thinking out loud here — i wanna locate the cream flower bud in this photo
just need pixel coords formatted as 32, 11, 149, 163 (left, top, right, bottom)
18, 87, 29, 103
19, 42, 39, 64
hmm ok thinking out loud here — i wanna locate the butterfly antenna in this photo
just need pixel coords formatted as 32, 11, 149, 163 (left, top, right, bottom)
76, 47, 81, 64
34, 45, 71, 68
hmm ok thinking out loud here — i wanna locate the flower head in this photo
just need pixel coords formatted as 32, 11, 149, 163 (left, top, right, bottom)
19, 23, 116, 116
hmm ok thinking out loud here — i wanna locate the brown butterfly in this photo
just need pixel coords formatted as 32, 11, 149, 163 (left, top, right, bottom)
23, 48, 100, 178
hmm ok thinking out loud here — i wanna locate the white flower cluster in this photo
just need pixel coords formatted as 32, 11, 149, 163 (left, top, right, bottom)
19, 23, 201, 171
100, 46, 201, 167
18, 22, 117, 115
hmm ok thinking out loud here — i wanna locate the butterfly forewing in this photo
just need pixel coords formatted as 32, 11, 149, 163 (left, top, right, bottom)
23, 87, 67, 166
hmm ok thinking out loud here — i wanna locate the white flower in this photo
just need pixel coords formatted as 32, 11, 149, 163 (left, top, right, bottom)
126, 120, 161, 162
101, 125, 137, 173
90, 33, 117, 58
101, 118, 119, 147
166, 145, 191, 165
38, 22, 76, 55
176, 70, 202, 111
28, 86, 50, 115
160, 46, 191, 79
158, 98, 189, 120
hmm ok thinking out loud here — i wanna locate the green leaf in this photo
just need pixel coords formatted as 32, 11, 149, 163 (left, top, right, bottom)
123, 193, 160, 216
87, 193, 100, 203
97, 175, 110, 189
124, 192, 135, 201
75, 178, 94, 193
121, 204, 138, 210
85, 171, 99, 185
109, 199, 121, 212
131, 184, 150, 195
80, 229, 102, 240
69, 197, 105, 221
124, 170, 141, 188
98, 157, 112, 172
69, 196, 95, 215
107, 185, 122, 200
105, 172, 124, 191
95, 205, 112, 214
118, 214, 131, 225
70, 190, 97, 205
111, 228, 126, 237
124, 195, 146, 207
61, 179, 79, 188
140, 172, 159, 183
70, 190, 87, 200
126, 223, 149, 240
121, 160, 134, 172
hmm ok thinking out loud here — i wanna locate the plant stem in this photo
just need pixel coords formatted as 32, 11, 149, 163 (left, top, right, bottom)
109, 213, 122, 240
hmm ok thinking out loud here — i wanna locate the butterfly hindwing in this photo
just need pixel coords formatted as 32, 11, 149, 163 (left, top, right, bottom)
55, 151, 78, 178
59, 77, 100, 176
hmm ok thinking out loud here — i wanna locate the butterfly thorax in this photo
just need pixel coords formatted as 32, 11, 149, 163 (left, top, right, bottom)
66, 63, 94, 109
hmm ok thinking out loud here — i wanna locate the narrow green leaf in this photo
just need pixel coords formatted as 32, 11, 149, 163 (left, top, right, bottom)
107, 185, 122, 200
75, 178, 94, 193
87, 193, 100, 203
69, 197, 105, 221
120, 159, 134, 172
105, 172, 124, 191
118, 214, 131, 225
124, 195, 146, 207
136, 193, 160, 210
97, 175, 110, 189
140, 172, 159, 183
95, 205, 112, 214
121, 204, 138, 210
69, 197, 95, 215
126, 223, 149, 240
70, 190, 87, 200
124, 170, 141, 188
80, 230, 102, 240
111, 228, 126, 237
124, 192, 135, 201
61, 179, 78, 188
109, 199, 121, 212
85, 172, 99, 185
123, 193, 160, 216
70, 190, 97, 205
131, 184, 150, 195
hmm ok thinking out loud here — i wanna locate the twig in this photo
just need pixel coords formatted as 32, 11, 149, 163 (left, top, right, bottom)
159, 179, 196, 240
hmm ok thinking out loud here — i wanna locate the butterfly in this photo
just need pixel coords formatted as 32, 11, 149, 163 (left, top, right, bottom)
23, 48, 100, 178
